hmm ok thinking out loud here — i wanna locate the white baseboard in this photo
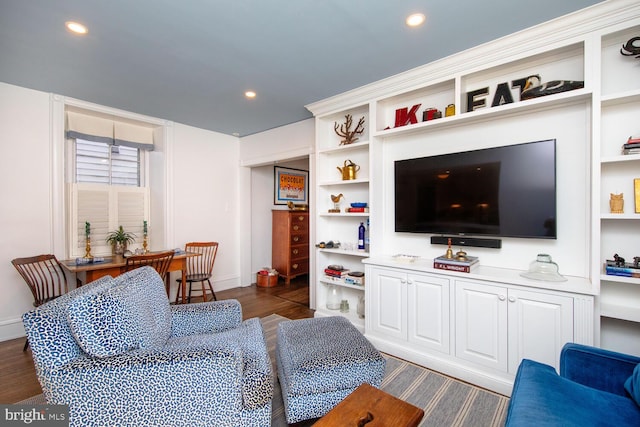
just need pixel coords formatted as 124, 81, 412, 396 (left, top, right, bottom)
0, 317, 26, 342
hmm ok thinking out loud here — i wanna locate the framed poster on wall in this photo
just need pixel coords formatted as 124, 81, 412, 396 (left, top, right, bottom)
274, 166, 308, 205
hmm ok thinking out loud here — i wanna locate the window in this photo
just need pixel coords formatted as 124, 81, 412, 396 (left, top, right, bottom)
65, 110, 154, 258
76, 139, 140, 186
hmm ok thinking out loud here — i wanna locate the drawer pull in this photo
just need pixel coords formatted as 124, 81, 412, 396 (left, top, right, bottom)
293, 236, 299, 242
292, 249, 299, 255
292, 263, 299, 270
293, 225, 299, 231
298, 216, 305, 221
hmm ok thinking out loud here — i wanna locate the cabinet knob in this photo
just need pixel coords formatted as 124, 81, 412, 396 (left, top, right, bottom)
509, 296, 516, 303
499, 295, 506, 301
298, 216, 304, 221
292, 249, 298, 255
292, 263, 298, 270
401, 279, 407, 284
407, 279, 413, 285
293, 225, 299, 231
293, 236, 299, 242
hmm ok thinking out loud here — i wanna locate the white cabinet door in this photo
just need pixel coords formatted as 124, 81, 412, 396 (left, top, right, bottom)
507, 288, 573, 373
408, 273, 450, 354
455, 280, 508, 371
368, 267, 407, 340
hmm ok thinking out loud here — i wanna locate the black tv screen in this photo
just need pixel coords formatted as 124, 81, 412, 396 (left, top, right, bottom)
394, 139, 557, 239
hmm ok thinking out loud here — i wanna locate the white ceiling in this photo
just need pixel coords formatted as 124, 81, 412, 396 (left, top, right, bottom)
0, 0, 603, 137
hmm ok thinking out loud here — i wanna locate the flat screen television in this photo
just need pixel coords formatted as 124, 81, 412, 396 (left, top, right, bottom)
394, 139, 557, 239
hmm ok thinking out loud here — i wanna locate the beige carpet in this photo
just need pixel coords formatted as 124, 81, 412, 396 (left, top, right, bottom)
21, 314, 509, 426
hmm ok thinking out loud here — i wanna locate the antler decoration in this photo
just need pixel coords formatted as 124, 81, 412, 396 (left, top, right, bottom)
334, 114, 365, 145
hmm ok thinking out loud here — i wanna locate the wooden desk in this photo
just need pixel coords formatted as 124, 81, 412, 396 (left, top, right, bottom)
61, 252, 198, 304
313, 383, 424, 427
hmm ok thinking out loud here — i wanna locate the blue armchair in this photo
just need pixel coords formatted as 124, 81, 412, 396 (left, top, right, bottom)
506, 343, 640, 426
22, 266, 273, 427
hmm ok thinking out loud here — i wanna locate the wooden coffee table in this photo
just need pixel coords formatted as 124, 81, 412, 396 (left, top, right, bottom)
313, 383, 424, 427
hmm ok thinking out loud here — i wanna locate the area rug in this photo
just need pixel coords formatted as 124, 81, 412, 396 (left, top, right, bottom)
21, 314, 509, 426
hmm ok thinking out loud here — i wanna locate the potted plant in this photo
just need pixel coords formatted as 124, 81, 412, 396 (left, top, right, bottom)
106, 225, 136, 256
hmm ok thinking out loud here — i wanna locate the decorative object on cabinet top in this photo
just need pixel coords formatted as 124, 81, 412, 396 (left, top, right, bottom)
286, 201, 308, 211
334, 114, 365, 146
620, 36, 640, 59
520, 253, 567, 282
520, 75, 585, 100
392, 254, 420, 263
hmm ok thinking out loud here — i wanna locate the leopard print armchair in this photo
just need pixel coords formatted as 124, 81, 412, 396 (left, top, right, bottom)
23, 266, 273, 427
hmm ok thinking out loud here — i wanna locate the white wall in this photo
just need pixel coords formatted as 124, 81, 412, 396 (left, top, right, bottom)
0, 82, 53, 340
0, 82, 243, 341
169, 123, 241, 293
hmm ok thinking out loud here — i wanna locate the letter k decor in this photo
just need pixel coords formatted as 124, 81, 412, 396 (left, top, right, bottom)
395, 104, 421, 127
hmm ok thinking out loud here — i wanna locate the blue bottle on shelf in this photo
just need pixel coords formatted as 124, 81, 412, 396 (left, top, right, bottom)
358, 222, 365, 250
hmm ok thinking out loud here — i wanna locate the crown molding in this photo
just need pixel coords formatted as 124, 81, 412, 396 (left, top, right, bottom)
306, 0, 640, 117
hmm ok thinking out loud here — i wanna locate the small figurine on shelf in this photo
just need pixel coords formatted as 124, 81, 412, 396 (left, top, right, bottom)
610, 193, 624, 213
329, 193, 343, 213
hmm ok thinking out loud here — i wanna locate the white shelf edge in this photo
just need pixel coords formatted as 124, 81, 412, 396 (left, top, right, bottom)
319, 212, 370, 217
600, 274, 640, 284
317, 140, 370, 155
373, 88, 592, 138
318, 178, 369, 186
600, 302, 640, 323
601, 155, 640, 164
601, 89, 640, 106
318, 248, 370, 257
319, 278, 366, 291
600, 213, 640, 220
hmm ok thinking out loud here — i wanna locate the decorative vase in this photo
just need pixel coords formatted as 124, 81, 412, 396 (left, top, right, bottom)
113, 242, 125, 256
326, 284, 341, 310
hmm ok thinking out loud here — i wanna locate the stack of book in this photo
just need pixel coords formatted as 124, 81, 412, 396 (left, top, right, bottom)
324, 265, 350, 283
433, 255, 479, 273
604, 261, 640, 278
622, 136, 640, 155
346, 207, 369, 213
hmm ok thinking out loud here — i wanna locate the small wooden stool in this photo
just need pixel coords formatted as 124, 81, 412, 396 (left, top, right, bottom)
313, 383, 424, 427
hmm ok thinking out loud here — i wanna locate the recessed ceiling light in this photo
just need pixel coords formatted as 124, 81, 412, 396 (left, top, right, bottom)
406, 13, 425, 27
245, 91, 257, 99
66, 21, 88, 35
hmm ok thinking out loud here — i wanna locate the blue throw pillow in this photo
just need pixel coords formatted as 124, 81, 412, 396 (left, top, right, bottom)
624, 363, 640, 406
68, 283, 140, 357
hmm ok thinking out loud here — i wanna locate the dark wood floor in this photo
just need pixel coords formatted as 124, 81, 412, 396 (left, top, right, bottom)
0, 276, 312, 404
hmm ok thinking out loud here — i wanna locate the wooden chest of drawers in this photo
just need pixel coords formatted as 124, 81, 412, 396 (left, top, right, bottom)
272, 210, 309, 285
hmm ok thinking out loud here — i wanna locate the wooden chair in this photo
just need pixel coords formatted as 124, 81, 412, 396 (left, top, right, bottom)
11, 254, 69, 351
175, 242, 219, 303
124, 251, 175, 277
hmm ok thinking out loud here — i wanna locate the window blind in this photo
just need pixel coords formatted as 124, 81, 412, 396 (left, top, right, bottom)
70, 183, 149, 257
66, 111, 155, 151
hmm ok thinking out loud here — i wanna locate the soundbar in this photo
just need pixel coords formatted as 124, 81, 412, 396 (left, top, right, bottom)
430, 236, 502, 249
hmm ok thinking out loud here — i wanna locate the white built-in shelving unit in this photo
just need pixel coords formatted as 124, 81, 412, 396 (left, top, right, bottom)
307, 1, 640, 394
